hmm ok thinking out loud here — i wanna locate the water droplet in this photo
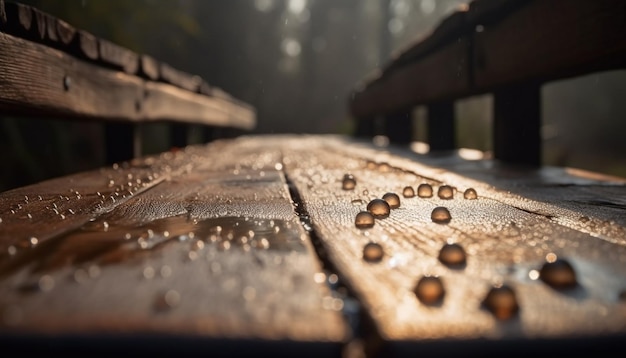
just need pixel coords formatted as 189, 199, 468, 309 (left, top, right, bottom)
242, 286, 256, 301
382, 192, 400, 209
463, 188, 478, 200
438, 243, 466, 267
160, 265, 172, 278
351, 199, 364, 205
274, 162, 283, 171
103, 221, 109, 231
143, 266, 155, 280
73, 268, 90, 284
402, 186, 415, 198
431, 207, 451, 223
328, 274, 339, 285
437, 185, 454, 199
378, 162, 391, 172
154, 289, 181, 311
578, 216, 590, 223
218, 240, 231, 251
367, 199, 390, 219
414, 276, 445, 305
7, 245, 17, 256
29, 237, 38, 247
355, 211, 375, 228
363, 242, 384, 262
342, 174, 357, 190
539, 257, 577, 289
38, 275, 55, 292
528, 269, 540, 280
417, 183, 433, 198
482, 285, 519, 320
314, 272, 326, 284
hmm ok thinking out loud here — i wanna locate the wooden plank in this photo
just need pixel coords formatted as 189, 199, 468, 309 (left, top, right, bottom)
0, 139, 346, 354
98, 39, 139, 74
159, 62, 202, 93
140, 54, 160, 81
351, 38, 470, 119
473, 0, 626, 89
0, 32, 255, 129
242, 135, 626, 356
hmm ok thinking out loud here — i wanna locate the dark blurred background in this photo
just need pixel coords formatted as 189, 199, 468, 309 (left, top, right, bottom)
2, 0, 626, 192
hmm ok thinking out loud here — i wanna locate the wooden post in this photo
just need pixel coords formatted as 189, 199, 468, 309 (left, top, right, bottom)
169, 123, 188, 149
104, 122, 140, 165
493, 83, 541, 166
385, 111, 413, 145
427, 101, 455, 151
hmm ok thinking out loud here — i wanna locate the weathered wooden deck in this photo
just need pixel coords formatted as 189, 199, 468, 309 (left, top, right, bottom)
1, 135, 625, 357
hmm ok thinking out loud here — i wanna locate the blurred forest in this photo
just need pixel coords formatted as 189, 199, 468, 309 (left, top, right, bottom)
1, 0, 625, 192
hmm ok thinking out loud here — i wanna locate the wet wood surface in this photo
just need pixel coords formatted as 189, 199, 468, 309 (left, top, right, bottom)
1, 135, 625, 357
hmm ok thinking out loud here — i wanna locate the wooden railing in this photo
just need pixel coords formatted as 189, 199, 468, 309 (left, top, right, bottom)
0, 0, 256, 165
349, 0, 626, 166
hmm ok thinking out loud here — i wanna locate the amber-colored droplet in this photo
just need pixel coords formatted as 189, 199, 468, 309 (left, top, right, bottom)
437, 185, 454, 199
417, 183, 433, 198
402, 186, 415, 198
482, 285, 519, 320
539, 258, 577, 289
362, 242, 384, 262
342, 174, 357, 190
355, 211, 375, 229
431, 207, 451, 223
382, 192, 400, 209
414, 276, 445, 305
463, 188, 478, 200
367, 199, 390, 219
438, 243, 467, 267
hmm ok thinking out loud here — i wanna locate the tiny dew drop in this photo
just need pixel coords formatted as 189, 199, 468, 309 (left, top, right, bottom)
362, 242, 384, 262
367, 199, 390, 219
355, 211, 375, 229
342, 174, 357, 190
463, 188, 478, 200
382, 192, 400, 209
431, 207, 451, 223
482, 284, 519, 320
438, 243, 467, 267
437, 185, 454, 199
154, 289, 181, 312
417, 183, 433, 198
539, 256, 577, 289
414, 276, 445, 305
402, 186, 415, 198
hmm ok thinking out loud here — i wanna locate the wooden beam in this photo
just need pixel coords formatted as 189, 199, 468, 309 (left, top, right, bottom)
351, 38, 470, 119
0, 32, 255, 129
473, 0, 626, 89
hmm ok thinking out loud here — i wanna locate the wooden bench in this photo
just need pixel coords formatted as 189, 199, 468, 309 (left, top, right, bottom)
350, 0, 626, 166
0, 0, 255, 165
1, 1, 626, 357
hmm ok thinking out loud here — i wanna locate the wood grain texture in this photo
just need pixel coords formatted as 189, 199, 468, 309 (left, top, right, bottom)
0, 139, 347, 352
0, 32, 255, 129
258, 136, 623, 356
